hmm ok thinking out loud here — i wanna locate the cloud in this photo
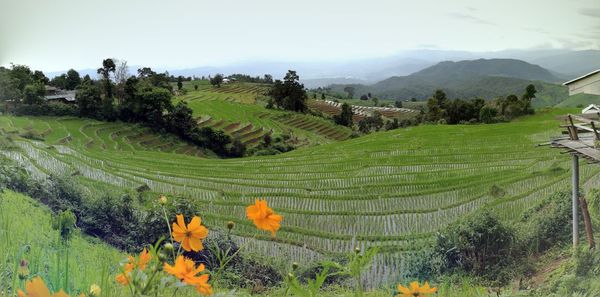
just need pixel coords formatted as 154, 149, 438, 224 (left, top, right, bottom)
447, 12, 495, 25
579, 8, 600, 18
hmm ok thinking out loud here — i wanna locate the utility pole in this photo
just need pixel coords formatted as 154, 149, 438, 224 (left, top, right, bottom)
572, 154, 579, 247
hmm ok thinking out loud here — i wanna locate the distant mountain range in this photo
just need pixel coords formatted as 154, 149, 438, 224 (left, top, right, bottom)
46, 49, 600, 86
326, 58, 600, 107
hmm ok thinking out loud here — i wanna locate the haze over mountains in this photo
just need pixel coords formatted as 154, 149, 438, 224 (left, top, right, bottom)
47, 49, 600, 86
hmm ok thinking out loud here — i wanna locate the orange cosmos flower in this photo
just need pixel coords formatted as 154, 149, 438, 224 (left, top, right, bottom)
115, 248, 152, 286
17, 277, 84, 297
246, 199, 282, 236
396, 281, 437, 297
172, 214, 208, 252
164, 256, 212, 295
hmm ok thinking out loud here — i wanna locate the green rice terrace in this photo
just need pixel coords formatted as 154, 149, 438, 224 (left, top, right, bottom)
175, 82, 353, 145
0, 107, 596, 287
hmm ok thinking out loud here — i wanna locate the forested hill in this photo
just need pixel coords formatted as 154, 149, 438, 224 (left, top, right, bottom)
326, 58, 596, 107
411, 58, 560, 82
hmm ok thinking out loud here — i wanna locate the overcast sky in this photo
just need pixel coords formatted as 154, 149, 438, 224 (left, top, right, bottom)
1, 0, 599, 72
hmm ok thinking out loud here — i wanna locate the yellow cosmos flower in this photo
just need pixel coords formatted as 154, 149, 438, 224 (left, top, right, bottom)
396, 281, 437, 297
164, 256, 212, 295
17, 277, 84, 297
172, 214, 208, 252
246, 199, 282, 236
89, 284, 101, 297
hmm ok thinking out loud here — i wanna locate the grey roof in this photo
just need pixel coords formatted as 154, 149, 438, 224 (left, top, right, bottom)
563, 69, 600, 86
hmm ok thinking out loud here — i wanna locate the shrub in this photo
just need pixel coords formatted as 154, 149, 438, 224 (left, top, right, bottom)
520, 191, 573, 253
434, 210, 516, 284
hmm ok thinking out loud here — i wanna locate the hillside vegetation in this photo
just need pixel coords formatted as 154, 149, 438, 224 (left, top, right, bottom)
2, 108, 600, 289
326, 59, 596, 107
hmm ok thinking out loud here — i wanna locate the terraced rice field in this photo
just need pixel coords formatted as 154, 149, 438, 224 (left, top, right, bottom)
176, 86, 352, 144
1, 109, 596, 287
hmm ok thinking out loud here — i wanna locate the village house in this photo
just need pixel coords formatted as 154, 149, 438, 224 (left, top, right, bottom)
563, 69, 600, 96
44, 86, 77, 104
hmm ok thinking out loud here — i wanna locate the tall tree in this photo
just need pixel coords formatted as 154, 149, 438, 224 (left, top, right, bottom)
210, 74, 224, 88
177, 76, 184, 90
76, 82, 102, 117
23, 82, 46, 105
32, 70, 49, 84
343, 86, 355, 99
268, 70, 307, 112
65, 69, 82, 90
97, 58, 116, 98
334, 102, 353, 127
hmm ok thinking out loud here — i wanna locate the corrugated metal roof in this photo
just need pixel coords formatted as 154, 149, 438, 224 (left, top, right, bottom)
563, 69, 600, 85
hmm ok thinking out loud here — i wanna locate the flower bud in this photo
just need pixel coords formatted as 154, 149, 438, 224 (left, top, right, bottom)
158, 252, 168, 262
291, 262, 299, 270
158, 195, 167, 205
17, 259, 29, 280
354, 247, 361, 254
163, 243, 174, 254
89, 284, 101, 297
287, 272, 294, 281
227, 221, 235, 230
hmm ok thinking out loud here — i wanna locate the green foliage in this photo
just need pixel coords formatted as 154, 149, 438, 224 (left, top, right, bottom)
479, 106, 499, 123
75, 82, 102, 118
358, 111, 383, 133
65, 69, 82, 90
268, 70, 308, 112
585, 189, 600, 226
435, 210, 517, 285
211, 73, 224, 88
52, 209, 77, 242
520, 191, 572, 253
333, 103, 353, 127
22, 82, 46, 105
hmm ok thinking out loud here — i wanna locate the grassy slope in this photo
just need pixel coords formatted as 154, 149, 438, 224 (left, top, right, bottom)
555, 93, 600, 108
175, 83, 352, 144
2, 108, 599, 287
0, 190, 124, 296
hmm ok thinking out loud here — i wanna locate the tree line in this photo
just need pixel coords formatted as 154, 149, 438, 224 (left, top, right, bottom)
0, 61, 244, 157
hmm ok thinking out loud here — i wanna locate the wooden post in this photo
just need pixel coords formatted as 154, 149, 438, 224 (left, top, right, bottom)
579, 197, 596, 249
572, 154, 580, 247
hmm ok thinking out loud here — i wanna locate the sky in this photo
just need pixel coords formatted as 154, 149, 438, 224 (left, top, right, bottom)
1, 0, 599, 72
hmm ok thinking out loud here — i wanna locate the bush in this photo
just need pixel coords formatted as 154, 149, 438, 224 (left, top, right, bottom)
434, 210, 517, 284
520, 191, 573, 253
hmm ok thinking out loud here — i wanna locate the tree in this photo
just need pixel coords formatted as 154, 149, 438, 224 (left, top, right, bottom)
344, 86, 355, 99
264, 74, 273, 83
65, 69, 82, 90
321, 93, 326, 100
358, 111, 384, 133
334, 103, 353, 127
268, 70, 308, 112
360, 95, 368, 101
9, 64, 34, 91
194, 85, 198, 91
426, 90, 448, 122
114, 59, 129, 85
97, 58, 116, 98
50, 74, 68, 89
76, 82, 102, 117
521, 84, 536, 115
479, 106, 498, 124
394, 100, 403, 108
0, 67, 20, 102
372, 97, 378, 107
23, 82, 46, 105
177, 76, 183, 90
32, 70, 49, 84
210, 74, 224, 88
